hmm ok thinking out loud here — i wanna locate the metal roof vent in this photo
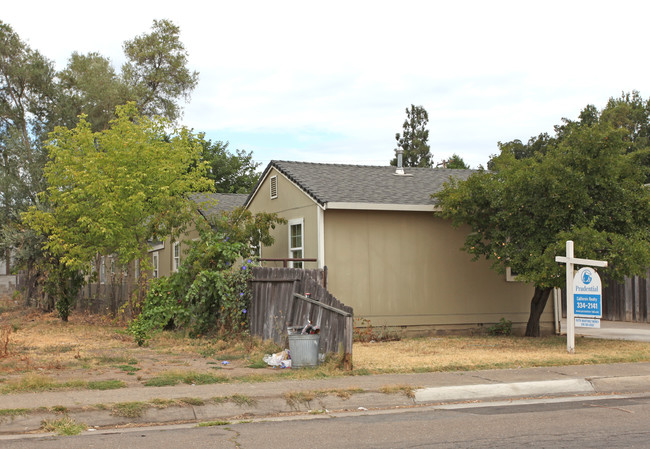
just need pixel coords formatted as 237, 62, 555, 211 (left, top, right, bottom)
394, 149, 412, 176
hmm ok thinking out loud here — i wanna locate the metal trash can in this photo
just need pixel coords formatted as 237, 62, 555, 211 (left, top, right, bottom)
287, 327, 320, 368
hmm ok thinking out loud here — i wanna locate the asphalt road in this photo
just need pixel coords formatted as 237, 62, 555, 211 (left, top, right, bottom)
4, 393, 650, 448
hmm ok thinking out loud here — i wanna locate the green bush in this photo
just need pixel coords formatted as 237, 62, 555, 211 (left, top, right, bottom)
487, 317, 513, 336
128, 230, 253, 344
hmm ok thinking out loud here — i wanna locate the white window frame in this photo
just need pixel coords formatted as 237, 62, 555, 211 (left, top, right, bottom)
270, 175, 278, 199
99, 257, 106, 284
506, 267, 520, 282
288, 218, 304, 268
173, 242, 181, 272
152, 252, 159, 278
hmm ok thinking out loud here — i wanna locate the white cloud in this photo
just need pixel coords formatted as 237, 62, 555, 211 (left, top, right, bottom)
4, 0, 650, 169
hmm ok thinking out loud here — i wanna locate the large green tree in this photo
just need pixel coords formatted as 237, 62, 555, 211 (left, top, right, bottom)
390, 105, 432, 167
122, 19, 199, 122
23, 102, 212, 272
1, 18, 199, 282
56, 52, 131, 132
198, 137, 260, 193
436, 116, 650, 337
57, 19, 198, 132
0, 21, 56, 275
443, 154, 470, 169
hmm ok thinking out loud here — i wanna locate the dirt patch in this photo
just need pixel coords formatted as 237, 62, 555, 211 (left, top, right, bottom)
0, 297, 286, 387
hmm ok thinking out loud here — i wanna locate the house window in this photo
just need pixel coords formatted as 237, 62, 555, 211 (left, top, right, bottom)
506, 266, 520, 282
270, 176, 278, 199
99, 258, 106, 284
173, 242, 181, 272
289, 218, 304, 268
152, 252, 159, 278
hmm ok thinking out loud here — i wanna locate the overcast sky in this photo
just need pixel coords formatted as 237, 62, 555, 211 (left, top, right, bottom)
4, 1, 649, 168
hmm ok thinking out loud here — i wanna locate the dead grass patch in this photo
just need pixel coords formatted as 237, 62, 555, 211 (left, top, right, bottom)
352, 335, 650, 372
3, 298, 650, 390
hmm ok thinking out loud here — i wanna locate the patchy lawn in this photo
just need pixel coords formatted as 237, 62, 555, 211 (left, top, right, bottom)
2, 295, 650, 393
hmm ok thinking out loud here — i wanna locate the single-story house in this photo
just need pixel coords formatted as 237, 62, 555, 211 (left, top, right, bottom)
245, 160, 548, 335
149, 192, 248, 279
86, 192, 247, 307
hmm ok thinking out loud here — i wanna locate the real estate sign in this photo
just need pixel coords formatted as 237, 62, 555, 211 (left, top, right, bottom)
573, 267, 602, 319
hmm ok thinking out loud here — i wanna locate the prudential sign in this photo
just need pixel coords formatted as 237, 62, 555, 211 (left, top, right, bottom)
573, 267, 602, 318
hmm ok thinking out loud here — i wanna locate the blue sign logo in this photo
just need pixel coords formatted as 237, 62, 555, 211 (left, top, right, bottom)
581, 270, 592, 285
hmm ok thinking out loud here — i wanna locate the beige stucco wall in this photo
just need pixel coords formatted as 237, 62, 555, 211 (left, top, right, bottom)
245, 169, 554, 335
323, 209, 551, 334
247, 167, 320, 267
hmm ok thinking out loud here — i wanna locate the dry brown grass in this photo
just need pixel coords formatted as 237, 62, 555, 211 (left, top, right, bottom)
352, 335, 650, 372
2, 296, 650, 388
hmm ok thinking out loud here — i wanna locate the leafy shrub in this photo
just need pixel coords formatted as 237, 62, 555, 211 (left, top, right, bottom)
487, 317, 513, 336
128, 230, 253, 344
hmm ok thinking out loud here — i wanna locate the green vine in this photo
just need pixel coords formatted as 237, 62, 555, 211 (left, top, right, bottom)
128, 229, 253, 345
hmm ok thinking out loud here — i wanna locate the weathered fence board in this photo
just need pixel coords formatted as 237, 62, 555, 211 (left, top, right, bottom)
250, 267, 353, 367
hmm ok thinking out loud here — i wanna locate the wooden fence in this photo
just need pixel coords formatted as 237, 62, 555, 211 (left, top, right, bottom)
79, 281, 139, 316
601, 272, 650, 322
249, 267, 354, 369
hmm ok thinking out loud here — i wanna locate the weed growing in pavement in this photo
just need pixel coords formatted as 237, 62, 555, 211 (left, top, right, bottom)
0, 408, 30, 417
49, 405, 68, 414
198, 420, 231, 427
111, 401, 148, 418
283, 391, 323, 409
178, 397, 205, 406
143, 370, 229, 387
229, 394, 257, 407
41, 416, 87, 435
379, 384, 416, 399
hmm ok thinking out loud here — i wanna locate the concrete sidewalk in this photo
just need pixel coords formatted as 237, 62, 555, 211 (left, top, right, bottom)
3, 362, 650, 435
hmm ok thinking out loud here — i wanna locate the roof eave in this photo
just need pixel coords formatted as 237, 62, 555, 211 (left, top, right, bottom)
324, 202, 441, 212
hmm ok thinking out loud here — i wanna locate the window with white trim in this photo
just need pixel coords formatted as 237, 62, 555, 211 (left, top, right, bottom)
288, 218, 304, 268
173, 242, 181, 272
99, 257, 106, 284
270, 175, 278, 199
506, 266, 520, 282
152, 252, 159, 278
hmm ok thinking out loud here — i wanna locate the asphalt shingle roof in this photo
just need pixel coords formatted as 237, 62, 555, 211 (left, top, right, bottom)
191, 192, 247, 218
252, 161, 476, 207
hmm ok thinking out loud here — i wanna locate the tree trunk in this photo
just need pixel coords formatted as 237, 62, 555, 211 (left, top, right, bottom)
525, 286, 552, 337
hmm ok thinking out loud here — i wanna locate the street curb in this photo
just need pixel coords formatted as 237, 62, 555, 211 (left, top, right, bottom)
3, 371, 650, 435
0, 391, 416, 434
414, 379, 594, 403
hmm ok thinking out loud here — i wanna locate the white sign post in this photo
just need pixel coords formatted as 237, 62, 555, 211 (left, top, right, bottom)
555, 241, 607, 354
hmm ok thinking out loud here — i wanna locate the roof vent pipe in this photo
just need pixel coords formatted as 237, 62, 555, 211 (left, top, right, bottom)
395, 149, 405, 175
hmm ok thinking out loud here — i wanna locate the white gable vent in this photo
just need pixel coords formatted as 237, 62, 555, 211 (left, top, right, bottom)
270, 175, 278, 199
